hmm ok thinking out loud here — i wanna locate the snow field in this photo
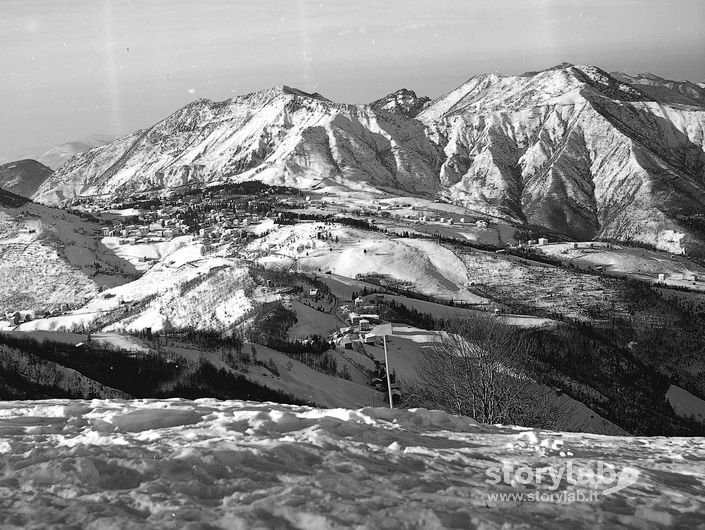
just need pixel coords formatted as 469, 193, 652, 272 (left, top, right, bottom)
0, 399, 702, 529
248, 223, 483, 301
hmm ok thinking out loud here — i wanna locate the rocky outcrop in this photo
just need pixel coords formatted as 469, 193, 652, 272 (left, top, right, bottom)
420, 64, 705, 254
370, 89, 431, 118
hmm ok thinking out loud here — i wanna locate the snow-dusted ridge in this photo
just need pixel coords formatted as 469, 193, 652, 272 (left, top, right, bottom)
1, 398, 703, 528
34, 83, 442, 204
419, 63, 705, 254
30, 63, 705, 255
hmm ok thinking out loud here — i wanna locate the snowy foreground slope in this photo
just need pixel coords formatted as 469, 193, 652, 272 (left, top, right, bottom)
1, 400, 703, 529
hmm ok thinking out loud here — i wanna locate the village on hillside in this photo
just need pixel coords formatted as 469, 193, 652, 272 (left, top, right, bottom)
3, 179, 705, 329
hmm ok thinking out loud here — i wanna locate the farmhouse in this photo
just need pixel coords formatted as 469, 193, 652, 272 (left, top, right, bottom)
348, 312, 362, 325
362, 333, 376, 345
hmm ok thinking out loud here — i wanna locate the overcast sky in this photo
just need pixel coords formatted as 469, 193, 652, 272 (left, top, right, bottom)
1, 0, 703, 162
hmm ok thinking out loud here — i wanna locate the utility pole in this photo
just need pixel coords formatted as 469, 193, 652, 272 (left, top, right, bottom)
383, 333, 393, 409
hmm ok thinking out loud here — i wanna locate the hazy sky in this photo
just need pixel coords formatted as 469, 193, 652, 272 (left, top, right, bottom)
1, 0, 703, 162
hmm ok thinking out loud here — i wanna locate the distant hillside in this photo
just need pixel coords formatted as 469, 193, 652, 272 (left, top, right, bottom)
0, 187, 29, 207
0, 159, 53, 198
38, 134, 114, 171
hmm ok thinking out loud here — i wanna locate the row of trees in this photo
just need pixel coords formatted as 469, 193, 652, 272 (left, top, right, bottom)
0, 332, 309, 404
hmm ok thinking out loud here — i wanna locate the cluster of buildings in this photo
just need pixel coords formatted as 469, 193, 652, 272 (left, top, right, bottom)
657, 272, 699, 282
98, 191, 287, 246
4, 303, 71, 325
102, 220, 184, 245
523, 237, 551, 246
330, 296, 383, 349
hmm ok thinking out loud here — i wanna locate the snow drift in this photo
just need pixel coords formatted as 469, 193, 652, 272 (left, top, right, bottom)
0, 399, 703, 528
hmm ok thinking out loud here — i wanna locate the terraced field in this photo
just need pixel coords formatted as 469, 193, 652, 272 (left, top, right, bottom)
453, 246, 630, 322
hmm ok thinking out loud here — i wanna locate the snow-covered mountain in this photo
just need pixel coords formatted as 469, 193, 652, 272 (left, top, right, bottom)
33, 65, 705, 254
420, 64, 705, 253
34, 86, 443, 204
370, 88, 431, 118
0, 159, 53, 198
37, 134, 114, 171
1, 398, 703, 528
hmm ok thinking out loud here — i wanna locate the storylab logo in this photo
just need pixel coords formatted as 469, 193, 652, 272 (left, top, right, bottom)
485, 461, 640, 503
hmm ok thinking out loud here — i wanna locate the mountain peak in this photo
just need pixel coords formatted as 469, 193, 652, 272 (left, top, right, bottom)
519, 62, 575, 77
239, 85, 332, 104
370, 88, 431, 118
280, 85, 332, 102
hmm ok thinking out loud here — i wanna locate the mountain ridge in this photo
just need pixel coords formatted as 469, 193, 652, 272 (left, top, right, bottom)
31, 63, 705, 255
34, 85, 443, 204
38, 134, 115, 171
418, 64, 705, 253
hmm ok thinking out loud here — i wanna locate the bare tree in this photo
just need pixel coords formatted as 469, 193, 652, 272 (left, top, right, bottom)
412, 313, 567, 429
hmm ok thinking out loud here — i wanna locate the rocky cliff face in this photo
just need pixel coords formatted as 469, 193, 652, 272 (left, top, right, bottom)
419, 64, 705, 254
34, 65, 705, 254
370, 88, 431, 118
34, 86, 443, 204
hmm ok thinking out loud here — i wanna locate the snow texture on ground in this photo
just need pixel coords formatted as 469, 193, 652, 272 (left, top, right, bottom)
0, 399, 703, 529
